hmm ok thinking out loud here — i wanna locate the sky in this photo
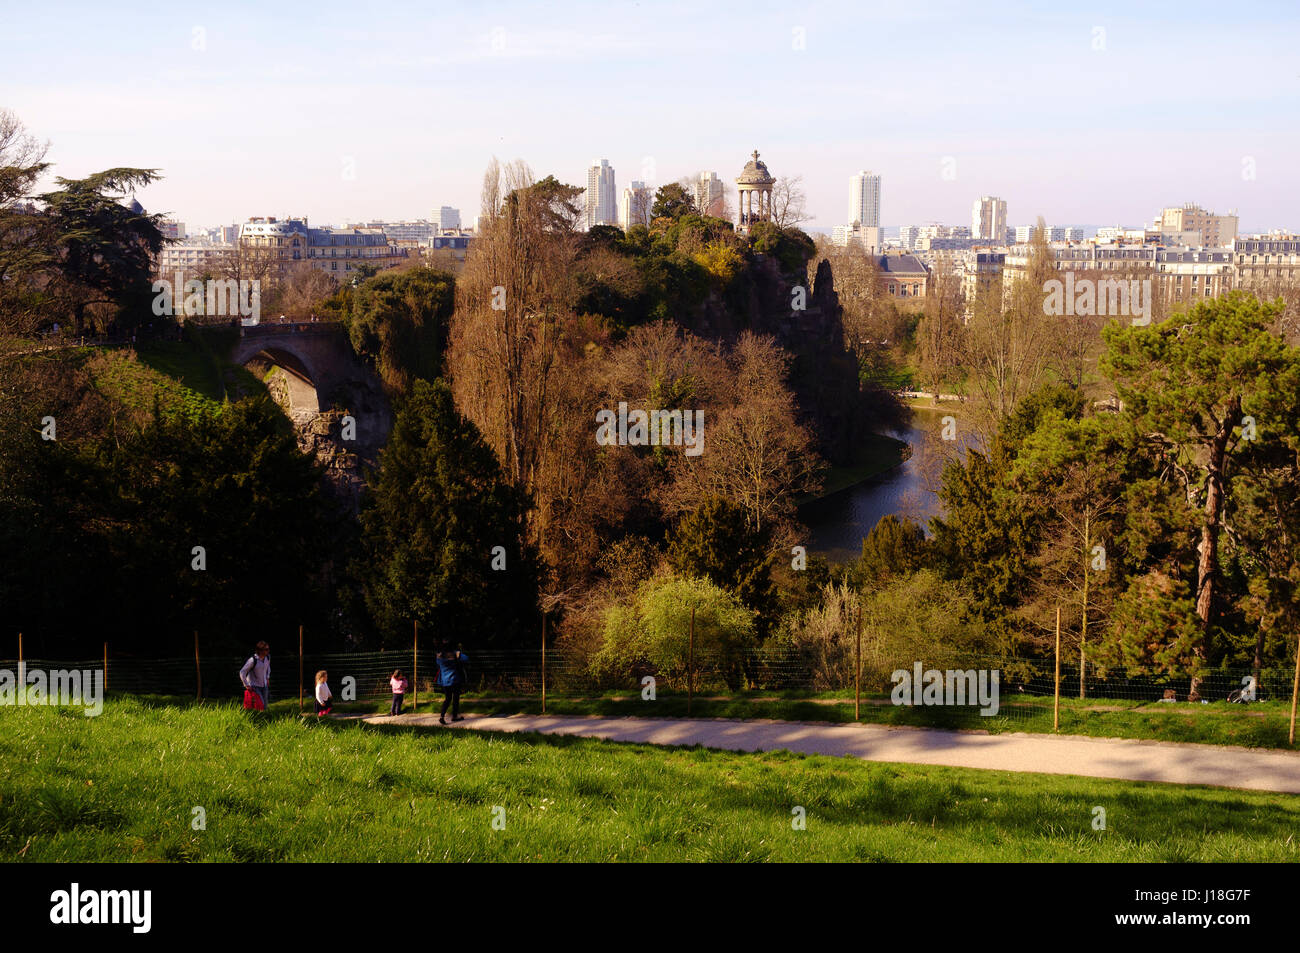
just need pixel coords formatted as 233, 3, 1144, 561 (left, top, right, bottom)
3, 0, 1298, 233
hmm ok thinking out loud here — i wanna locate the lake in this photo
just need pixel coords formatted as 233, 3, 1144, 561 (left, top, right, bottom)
800, 407, 973, 563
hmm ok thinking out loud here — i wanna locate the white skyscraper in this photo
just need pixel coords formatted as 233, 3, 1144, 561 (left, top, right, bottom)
586, 159, 617, 229
971, 196, 1008, 242
435, 206, 461, 232
619, 181, 651, 231
848, 171, 881, 228
694, 171, 725, 217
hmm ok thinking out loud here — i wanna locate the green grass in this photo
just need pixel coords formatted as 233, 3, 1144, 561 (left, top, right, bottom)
88, 349, 224, 424
134, 340, 224, 402
2, 697, 1296, 862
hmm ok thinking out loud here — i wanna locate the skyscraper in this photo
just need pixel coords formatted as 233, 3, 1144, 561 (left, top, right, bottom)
619, 181, 651, 231
586, 159, 617, 229
848, 171, 881, 228
694, 171, 725, 217
971, 196, 1008, 242
435, 206, 461, 232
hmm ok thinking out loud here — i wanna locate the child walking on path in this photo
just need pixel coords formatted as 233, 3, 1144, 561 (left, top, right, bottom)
389, 669, 409, 716
314, 670, 333, 717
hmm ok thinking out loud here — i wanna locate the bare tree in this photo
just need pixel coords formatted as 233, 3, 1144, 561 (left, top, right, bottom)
0, 110, 52, 338
665, 332, 822, 534
964, 219, 1057, 442
915, 257, 965, 395
448, 159, 582, 494
769, 174, 810, 229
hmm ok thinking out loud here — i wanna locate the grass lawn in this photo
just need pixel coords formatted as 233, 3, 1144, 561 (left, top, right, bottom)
2, 697, 1296, 862
426, 692, 1300, 750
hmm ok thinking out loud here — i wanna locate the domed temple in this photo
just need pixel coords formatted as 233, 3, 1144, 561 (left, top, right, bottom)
735, 149, 775, 234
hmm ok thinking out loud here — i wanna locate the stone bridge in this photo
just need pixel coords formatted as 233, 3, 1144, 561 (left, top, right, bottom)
227, 320, 391, 507
229, 321, 361, 422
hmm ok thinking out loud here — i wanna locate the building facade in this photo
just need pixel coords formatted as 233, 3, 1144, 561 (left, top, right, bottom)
619, 180, 652, 230
1154, 204, 1238, 248
693, 171, 725, 218
436, 206, 461, 232
971, 196, 1007, 242
877, 253, 930, 301
238, 217, 408, 281
1233, 235, 1300, 287
585, 159, 617, 229
848, 171, 881, 228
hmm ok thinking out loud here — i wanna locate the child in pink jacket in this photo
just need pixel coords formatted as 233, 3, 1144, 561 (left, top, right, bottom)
389, 670, 409, 716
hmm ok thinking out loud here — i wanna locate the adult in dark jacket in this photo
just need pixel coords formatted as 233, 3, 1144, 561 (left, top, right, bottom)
436, 642, 468, 724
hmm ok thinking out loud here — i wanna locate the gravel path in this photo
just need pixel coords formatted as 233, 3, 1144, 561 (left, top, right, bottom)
358, 712, 1300, 794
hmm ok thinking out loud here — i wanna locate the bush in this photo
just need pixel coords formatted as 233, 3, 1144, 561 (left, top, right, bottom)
771, 570, 988, 691
594, 574, 757, 690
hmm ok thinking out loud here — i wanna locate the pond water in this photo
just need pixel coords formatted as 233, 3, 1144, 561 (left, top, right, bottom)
799, 408, 974, 564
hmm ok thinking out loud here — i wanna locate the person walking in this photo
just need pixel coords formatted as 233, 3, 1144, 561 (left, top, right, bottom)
239, 642, 271, 709
389, 669, 409, 716
436, 642, 468, 724
314, 670, 333, 717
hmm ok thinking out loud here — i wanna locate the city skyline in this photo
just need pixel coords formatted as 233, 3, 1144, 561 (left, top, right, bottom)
3, 1, 1297, 232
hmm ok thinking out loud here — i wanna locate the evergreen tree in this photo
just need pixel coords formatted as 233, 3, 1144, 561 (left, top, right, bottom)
666, 496, 775, 625
357, 379, 540, 648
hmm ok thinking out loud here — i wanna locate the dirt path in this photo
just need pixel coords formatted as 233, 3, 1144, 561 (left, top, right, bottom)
357, 712, 1300, 794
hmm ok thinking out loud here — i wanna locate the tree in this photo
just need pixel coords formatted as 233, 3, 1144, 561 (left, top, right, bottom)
931, 443, 1035, 654
855, 514, 929, 587
651, 182, 696, 220
343, 266, 455, 392
769, 174, 810, 228
667, 497, 775, 619
666, 332, 821, 534
357, 378, 539, 647
915, 256, 965, 395
0, 110, 51, 337
596, 574, 757, 690
38, 168, 167, 334
1101, 292, 1300, 697
110, 397, 331, 651
1012, 408, 1129, 694
448, 160, 580, 492
964, 219, 1057, 440
270, 263, 338, 320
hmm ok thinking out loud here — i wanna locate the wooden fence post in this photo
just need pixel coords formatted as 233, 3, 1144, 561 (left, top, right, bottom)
855, 604, 863, 721
541, 613, 547, 715
298, 624, 304, 715
413, 620, 418, 714
688, 606, 695, 717
1289, 632, 1300, 747
1053, 607, 1061, 733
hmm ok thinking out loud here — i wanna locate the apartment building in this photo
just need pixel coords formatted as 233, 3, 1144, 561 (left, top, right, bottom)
238, 217, 408, 281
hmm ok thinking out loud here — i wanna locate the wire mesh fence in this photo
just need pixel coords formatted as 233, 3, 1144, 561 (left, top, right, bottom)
1, 648, 1294, 731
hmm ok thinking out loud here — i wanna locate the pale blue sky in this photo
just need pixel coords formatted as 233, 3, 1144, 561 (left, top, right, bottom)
3, 0, 1297, 232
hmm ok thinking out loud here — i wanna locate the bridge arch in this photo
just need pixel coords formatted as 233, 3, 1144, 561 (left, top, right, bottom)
230, 327, 333, 422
